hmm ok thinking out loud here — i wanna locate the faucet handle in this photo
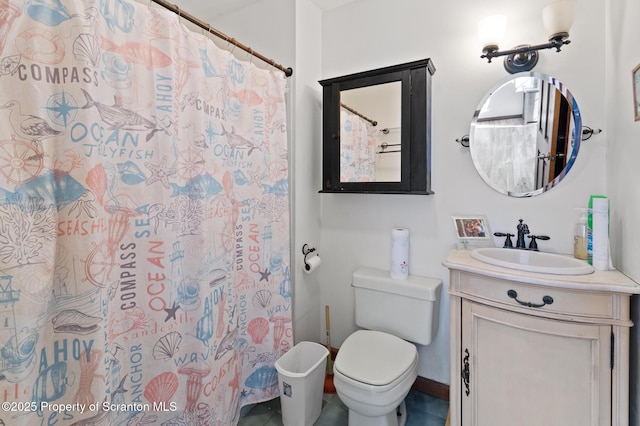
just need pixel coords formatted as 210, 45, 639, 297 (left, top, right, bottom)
494, 232, 515, 248
528, 235, 550, 251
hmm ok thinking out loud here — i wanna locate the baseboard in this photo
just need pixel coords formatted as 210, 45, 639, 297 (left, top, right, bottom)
327, 345, 449, 401
412, 376, 449, 401
329, 346, 338, 360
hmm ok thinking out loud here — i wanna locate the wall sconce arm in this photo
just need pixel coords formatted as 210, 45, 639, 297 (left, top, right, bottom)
481, 36, 571, 63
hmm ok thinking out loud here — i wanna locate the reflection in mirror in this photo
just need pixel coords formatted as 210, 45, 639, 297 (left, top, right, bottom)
339, 82, 401, 182
470, 72, 581, 197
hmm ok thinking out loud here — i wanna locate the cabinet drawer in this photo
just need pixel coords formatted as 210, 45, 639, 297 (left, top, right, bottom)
458, 273, 614, 319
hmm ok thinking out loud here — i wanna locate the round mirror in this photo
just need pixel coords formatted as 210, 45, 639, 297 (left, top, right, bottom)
470, 72, 581, 197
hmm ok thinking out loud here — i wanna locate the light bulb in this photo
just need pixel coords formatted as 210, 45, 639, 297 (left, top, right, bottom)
478, 15, 507, 51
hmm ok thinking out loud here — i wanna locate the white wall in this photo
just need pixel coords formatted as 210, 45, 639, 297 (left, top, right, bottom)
605, 2, 640, 281
203, 0, 295, 66
319, 0, 608, 384
605, 0, 640, 423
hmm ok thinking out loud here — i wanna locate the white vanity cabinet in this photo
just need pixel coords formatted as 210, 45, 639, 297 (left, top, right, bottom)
444, 250, 640, 426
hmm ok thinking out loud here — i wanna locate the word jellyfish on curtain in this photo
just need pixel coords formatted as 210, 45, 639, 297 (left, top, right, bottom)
0, 0, 291, 424
339, 107, 377, 182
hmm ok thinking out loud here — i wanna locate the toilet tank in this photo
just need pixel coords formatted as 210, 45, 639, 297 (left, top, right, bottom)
352, 267, 442, 345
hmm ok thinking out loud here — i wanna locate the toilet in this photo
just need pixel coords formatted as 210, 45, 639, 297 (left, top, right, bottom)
333, 267, 442, 426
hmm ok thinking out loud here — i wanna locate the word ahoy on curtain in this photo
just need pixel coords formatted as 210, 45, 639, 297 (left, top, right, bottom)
0, 0, 292, 425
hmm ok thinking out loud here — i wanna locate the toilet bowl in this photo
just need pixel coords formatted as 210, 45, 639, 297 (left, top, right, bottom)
333, 330, 418, 426
332, 267, 442, 426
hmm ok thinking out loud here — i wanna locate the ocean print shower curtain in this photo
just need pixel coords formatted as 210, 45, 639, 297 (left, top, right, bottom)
339, 107, 377, 182
0, 0, 291, 424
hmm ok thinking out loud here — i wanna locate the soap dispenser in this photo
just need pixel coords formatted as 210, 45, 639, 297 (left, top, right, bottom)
574, 208, 588, 260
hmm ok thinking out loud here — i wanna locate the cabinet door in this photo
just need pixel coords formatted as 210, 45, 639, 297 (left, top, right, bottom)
461, 301, 611, 426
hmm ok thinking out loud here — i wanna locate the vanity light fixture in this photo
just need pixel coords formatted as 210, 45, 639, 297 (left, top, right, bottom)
479, 0, 574, 73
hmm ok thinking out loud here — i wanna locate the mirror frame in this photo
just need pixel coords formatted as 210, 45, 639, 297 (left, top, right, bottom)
470, 72, 582, 197
319, 59, 435, 194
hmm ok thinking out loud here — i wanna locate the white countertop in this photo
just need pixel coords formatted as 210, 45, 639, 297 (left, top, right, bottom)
443, 249, 640, 294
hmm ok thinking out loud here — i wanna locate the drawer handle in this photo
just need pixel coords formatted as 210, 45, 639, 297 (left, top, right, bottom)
507, 289, 554, 308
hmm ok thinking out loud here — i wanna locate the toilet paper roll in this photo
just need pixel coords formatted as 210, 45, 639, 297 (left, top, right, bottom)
304, 255, 322, 274
390, 228, 409, 280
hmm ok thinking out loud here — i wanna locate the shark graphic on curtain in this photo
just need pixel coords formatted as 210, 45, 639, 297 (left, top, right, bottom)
339, 107, 377, 182
0, 0, 291, 424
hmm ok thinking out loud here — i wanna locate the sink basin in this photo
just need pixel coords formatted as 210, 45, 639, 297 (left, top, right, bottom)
470, 247, 595, 275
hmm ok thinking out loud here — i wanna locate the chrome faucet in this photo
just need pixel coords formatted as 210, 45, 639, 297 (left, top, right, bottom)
494, 219, 550, 251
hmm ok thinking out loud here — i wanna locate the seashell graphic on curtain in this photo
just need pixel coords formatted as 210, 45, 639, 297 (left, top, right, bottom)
0, 0, 291, 424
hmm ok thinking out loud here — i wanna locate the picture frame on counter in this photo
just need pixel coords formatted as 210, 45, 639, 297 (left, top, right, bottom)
452, 215, 494, 250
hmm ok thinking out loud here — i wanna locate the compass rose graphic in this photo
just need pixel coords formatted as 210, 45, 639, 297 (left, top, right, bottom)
46, 91, 81, 128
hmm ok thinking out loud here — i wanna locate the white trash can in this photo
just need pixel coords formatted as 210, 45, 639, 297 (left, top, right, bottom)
275, 341, 329, 426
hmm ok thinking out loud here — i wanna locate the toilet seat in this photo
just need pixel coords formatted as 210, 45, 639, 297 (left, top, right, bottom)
334, 330, 417, 387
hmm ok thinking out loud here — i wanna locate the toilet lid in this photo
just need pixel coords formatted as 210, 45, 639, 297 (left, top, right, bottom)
334, 330, 417, 386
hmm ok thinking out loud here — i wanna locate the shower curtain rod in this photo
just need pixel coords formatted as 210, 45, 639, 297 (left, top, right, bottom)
340, 103, 378, 126
150, 0, 293, 76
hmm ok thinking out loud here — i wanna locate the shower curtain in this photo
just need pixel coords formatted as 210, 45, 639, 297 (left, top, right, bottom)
0, 0, 291, 425
339, 107, 377, 182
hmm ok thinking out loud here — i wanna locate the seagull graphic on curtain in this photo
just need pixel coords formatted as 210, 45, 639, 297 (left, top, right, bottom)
1, 100, 61, 143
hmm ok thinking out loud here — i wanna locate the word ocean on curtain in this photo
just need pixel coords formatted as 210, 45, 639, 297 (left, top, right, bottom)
0, 0, 291, 424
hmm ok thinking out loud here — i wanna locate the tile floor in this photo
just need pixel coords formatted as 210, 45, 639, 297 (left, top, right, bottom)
238, 389, 449, 426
